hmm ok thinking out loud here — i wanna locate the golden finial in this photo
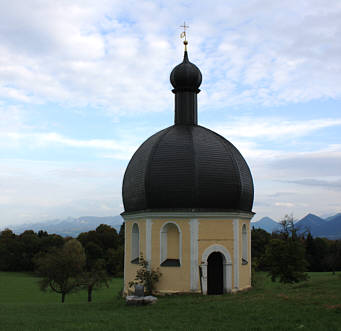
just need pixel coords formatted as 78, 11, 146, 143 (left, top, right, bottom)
180, 22, 189, 51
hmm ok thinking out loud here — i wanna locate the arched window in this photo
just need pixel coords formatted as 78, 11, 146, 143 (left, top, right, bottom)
131, 223, 140, 264
160, 222, 181, 267
242, 224, 248, 265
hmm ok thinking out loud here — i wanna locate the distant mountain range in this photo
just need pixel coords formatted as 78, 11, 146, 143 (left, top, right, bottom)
325, 213, 341, 222
251, 213, 341, 239
3, 216, 124, 237
250, 216, 281, 233
2, 212, 341, 239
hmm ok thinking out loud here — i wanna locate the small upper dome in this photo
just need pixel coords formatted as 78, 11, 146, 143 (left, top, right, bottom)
170, 51, 202, 92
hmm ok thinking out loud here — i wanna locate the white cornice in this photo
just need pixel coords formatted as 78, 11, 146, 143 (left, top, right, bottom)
122, 211, 255, 221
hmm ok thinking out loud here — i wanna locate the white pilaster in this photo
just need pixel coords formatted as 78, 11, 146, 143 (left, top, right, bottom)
201, 263, 208, 295
146, 219, 152, 265
190, 218, 199, 291
123, 221, 127, 288
233, 218, 239, 289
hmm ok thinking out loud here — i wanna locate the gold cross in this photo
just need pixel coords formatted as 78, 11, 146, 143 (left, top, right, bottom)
180, 22, 189, 41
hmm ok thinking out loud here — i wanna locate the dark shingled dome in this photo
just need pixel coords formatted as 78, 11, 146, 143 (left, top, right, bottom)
122, 49, 254, 214
122, 125, 254, 213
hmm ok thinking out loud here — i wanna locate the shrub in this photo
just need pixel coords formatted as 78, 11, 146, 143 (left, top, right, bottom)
129, 254, 162, 295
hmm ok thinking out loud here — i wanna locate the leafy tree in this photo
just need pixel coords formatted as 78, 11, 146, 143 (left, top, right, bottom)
19, 230, 40, 270
80, 241, 110, 302
80, 259, 110, 302
106, 246, 124, 276
78, 225, 122, 275
0, 229, 23, 271
251, 227, 271, 270
84, 241, 104, 267
325, 240, 341, 274
38, 230, 48, 238
95, 224, 119, 250
264, 238, 308, 283
264, 215, 308, 283
305, 234, 328, 271
118, 222, 125, 246
34, 239, 86, 303
38, 233, 64, 253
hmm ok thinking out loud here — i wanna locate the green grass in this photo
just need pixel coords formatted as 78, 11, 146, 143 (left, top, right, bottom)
0, 272, 340, 330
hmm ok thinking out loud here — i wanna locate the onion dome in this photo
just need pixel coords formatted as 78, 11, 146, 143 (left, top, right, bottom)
122, 48, 254, 215
170, 51, 202, 92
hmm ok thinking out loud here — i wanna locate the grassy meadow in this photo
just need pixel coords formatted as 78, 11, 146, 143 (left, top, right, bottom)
0, 272, 340, 330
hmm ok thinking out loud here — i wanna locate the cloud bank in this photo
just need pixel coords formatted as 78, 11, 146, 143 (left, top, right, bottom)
1, 0, 341, 226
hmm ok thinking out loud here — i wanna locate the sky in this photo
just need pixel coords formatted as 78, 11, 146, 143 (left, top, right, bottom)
0, 0, 341, 228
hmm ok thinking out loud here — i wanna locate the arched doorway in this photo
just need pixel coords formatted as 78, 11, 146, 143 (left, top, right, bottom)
207, 252, 224, 294
201, 244, 232, 295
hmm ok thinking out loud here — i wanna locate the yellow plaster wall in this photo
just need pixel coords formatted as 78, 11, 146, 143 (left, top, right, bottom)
151, 219, 191, 293
124, 216, 252, 294
197, 219, 235, 287
239, 220, 251, 289
197, 219, 234, 256
124, 218, 192, 294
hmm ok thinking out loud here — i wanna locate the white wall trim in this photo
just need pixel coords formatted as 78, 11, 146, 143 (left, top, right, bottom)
124, 221, 127, 288
242, 223, 248, 262
146, 219, 152, 266
160, 227, 167, 263
122, 211, 254, 221
200, 244, 232, 294
160, 221, 182, 265
190, 219, 199, 291
248, 221, 252, 268
233, 218, 239, 290
131, 222, 140, 261
202, 244, 232, 264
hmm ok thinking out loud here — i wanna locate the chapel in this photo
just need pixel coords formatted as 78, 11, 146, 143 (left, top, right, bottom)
121, 36, 254, 295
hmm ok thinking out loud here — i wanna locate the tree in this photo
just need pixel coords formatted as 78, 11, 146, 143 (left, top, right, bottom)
277, 214, 298, 240
325, 240, 341, 274
118, 222, 125, 246
305, 234, 328, 271
84, 241, 104, 267
80, 259, 110, 302
38, 233, 64, 253
106, 246, 124, 276
78, 225, 123, 276
0, 229, 23, 271
251, 227, 271, 270
19, 230, 40, 271
264, 215, 308, 283
34, 239, 86, 303
95, 224, 119, 251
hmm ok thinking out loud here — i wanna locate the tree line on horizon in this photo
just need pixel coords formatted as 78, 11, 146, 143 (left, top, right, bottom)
0, 224, 124, 302
0, 217, 340, 300
0, 224, 124, 274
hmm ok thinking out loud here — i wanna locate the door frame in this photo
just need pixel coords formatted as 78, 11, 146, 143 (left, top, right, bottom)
200, 244, 232, 295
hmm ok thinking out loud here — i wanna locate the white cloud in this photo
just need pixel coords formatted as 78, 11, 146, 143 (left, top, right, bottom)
0, 158, 125, 226
275, 202, 295, 208
286, 178, 341, 190
1, 0, 341, 226
1, 1, 341, 113
1, 131, 137, 159
212, 117, 341, 141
